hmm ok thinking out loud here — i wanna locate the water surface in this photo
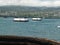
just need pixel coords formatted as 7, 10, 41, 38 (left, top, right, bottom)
0, 17, 60, 41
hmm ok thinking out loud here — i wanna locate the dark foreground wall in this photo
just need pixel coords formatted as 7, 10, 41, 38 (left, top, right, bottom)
0, 35, 60, 45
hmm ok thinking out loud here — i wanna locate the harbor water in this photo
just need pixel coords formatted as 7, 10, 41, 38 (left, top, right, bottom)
0, 17, 60, 42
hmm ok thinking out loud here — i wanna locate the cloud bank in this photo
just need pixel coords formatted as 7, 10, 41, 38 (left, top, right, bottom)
0, 0, 60, 7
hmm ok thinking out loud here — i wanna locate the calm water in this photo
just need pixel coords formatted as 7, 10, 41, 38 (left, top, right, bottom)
0, 17, 60, 41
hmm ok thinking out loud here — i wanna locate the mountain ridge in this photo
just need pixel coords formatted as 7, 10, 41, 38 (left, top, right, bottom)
0, 6, 60, 11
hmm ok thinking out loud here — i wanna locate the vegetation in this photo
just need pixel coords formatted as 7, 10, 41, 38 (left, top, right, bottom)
0, 6, 60, 18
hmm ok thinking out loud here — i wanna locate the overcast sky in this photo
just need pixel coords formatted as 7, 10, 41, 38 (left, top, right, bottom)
0, 0, 60, 7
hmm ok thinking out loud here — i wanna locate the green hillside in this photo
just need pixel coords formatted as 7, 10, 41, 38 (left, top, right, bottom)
0, 6, 60, 18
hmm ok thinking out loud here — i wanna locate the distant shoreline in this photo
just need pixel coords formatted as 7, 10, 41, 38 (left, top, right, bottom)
0, 16, 60, 19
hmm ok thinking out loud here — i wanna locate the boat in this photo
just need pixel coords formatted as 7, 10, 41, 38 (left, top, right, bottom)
57, 26, 60, 28
32, 18, 42, 21
13, 18, 29, 22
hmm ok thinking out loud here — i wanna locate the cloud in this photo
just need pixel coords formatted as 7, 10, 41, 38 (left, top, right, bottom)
0, 0, 21, 5
19, 0, 60, 7
0, 0, 60, 7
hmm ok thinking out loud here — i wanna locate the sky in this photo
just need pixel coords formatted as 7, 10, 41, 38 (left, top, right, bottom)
0, 0, 60, 7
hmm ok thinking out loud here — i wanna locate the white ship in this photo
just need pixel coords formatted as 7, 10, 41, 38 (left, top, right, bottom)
13, 18, 29, 22
57, 26, 60, 28
32, 18, 42, 21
